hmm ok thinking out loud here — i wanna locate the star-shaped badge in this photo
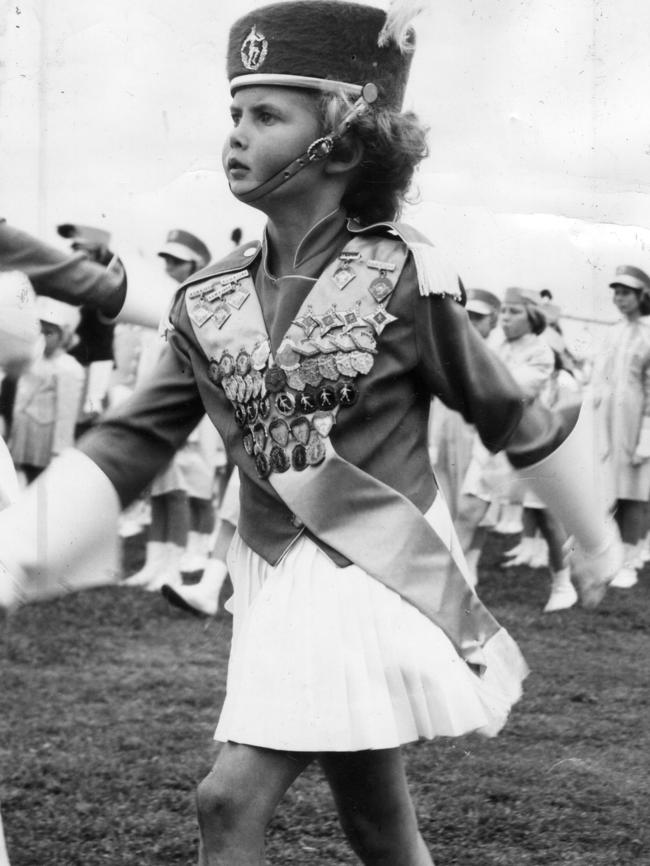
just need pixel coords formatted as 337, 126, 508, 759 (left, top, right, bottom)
292, 311, 319, 338
338, 305, 366, 332
363, 306, 397, 335
315, 307, 343, 336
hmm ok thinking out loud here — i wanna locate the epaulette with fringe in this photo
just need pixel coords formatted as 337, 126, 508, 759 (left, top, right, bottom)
349, 220, 464, 303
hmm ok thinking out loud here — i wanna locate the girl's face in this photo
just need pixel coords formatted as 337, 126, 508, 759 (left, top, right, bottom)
500, 303, 531, 341
41, 321, 63, 357
223, 86, 324, 205
162, 256, 195, 285
612, 286, 641, 318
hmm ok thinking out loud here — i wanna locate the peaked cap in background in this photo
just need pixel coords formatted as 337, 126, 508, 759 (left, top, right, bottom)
158, 229, 211, 267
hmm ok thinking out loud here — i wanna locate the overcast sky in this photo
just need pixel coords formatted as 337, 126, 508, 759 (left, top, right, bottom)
2, 0, 650, 342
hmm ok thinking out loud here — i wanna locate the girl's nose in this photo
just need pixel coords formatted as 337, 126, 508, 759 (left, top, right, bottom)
229, 122, 248, 149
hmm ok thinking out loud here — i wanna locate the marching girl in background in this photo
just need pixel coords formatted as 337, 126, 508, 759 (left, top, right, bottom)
428, 288, 500, 521
593, 265, 650, 589
0, 3, 622, 864
162, 468, 240, 617
8, 297, 84, 485
124, 230, 218, 590
459, 287, 580, 611
504, 313, 583, 574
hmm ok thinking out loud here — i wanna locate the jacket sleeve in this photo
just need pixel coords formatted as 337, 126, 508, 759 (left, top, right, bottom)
411, 280, 574, 467
76, 319, 205, 507
0, 219, 126, 318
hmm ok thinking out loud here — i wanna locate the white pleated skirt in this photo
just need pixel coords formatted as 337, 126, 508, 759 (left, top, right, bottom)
215, 520, 528, 752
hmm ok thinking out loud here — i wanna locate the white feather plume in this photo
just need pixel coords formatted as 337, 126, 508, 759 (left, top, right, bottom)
377, 0, 428, 51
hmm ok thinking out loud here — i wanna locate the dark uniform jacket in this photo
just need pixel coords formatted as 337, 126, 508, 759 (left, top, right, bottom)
79, 210, 569, 568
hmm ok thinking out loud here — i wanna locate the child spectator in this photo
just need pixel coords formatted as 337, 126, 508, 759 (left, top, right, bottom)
9, 296, 84, 484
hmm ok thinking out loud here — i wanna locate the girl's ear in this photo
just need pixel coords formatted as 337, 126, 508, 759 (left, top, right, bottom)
324, 137, 364, 176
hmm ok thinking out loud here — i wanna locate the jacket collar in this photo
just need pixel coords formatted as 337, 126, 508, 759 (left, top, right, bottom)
179, 214, 400, 291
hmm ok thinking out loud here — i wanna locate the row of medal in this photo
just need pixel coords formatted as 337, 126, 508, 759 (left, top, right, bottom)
206, 252, 401, 478
208, 332, 377, 479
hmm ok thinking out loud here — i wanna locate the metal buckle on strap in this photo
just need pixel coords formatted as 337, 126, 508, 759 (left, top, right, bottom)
307, 137, 334, 161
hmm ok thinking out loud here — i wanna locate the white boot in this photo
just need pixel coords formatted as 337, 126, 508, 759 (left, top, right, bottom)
161, 559, 228, 616
528, 535, 549, 569
180, 531, 211, 573
144, 543, 184, 591
543, 567, 578, 613
631, 539, 646, 571
609, 543, 639, 589
640, 533, 650, 564
123, 540, 168, 588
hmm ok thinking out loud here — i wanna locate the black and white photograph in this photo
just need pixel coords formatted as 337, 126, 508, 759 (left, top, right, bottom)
1, 1, 649, 863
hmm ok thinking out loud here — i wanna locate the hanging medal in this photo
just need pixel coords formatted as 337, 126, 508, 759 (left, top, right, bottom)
189, 300, 213, 328
332, 263, 356, 290
367, 259, 397, 304
212, 302, 232, 329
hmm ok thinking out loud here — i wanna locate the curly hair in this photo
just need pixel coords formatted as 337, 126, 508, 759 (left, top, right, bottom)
317, 92, 429, 225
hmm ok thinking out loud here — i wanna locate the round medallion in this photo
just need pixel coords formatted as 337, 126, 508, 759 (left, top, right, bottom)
317, 385, 337, 411
298, 389, 317, 414
242, 430, 254, 455
269, 445, 289, 473
233, 404, 248, 428
275, 392, 296, 417
235, 350, 252, 376
255, 451, 271, 480
291, 444, 307, 471
246, 400, 259, 425
208, 359, 222, 385
219, 351, 235, 377
264, 365, 288, 393
337, 380, 358, 408
258, 396, 271, 420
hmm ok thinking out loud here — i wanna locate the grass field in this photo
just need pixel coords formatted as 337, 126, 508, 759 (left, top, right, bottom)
1, 532, 649, 866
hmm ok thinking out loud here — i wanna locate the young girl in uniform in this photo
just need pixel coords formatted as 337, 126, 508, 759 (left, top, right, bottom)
8, 296, 84, 484
0, 3, 622, 863
593, 265, 650, 589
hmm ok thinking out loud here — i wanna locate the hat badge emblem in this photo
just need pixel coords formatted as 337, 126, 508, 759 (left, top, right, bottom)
241, 25, 268, 71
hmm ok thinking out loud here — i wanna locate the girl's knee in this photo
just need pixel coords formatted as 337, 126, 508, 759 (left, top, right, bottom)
339, 810, 410, 865
196, 773, 243, 834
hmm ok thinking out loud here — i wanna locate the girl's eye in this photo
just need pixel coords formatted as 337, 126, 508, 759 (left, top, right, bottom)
259, 112, 275, 125
230, 113, 241, 127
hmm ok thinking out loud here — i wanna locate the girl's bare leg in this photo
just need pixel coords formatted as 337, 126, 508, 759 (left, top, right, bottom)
319, 748, 434, 866
196, 742, 313, 866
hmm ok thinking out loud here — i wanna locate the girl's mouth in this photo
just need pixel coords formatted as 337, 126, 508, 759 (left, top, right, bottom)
227, 158, 249, 173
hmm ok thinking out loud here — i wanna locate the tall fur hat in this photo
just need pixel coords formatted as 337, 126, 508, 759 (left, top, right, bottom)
227, 1, 422, 110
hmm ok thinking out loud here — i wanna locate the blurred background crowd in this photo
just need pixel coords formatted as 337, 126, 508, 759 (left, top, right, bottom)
2, 217, 650, 621
1, 0, 649, 616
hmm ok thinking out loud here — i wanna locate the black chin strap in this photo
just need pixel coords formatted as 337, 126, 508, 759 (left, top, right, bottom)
235, 83, 378, 204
